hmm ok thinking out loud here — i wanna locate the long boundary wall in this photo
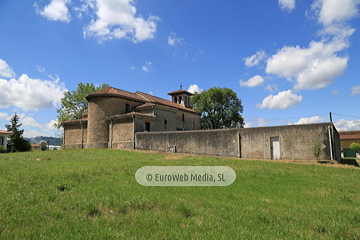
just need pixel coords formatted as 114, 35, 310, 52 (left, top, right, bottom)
135, 123, 341, 161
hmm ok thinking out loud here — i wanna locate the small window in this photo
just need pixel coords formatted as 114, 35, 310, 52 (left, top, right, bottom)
179, 96, 182, 104
164, 119, 168, 125
182, 114, 185, 122
145, 122, 151, 132
0, 137, 3, 146
174, 96, 177, 103
125, 104, 130, 113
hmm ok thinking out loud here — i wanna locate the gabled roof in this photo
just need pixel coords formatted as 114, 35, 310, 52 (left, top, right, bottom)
135, 91, 198, 114
61, 118, 88, 124
0, 130, 13, 134
59, 86, 199, 124
167, 89, 193, 96
135, 102, 178, 111
86, 87, 146, 102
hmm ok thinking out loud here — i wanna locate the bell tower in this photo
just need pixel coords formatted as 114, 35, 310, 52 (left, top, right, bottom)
167, 84, 194, 108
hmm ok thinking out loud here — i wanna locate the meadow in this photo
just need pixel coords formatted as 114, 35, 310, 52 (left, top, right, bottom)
0, 149, 359, 239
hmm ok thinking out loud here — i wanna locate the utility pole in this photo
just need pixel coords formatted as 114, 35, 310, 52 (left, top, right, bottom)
329, 112, 332, 123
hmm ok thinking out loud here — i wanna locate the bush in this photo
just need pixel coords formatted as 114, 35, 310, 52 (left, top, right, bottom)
0, 145, 7, 153
40, 142, 47, 151
349, 142, 360, 153
313, 142, 321, 160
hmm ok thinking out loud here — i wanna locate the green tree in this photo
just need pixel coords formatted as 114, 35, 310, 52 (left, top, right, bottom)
191, 87, 244, 129
5, 113, 31, 152
55, 83, 109, 128
349, 142, 360, 152
40, 141, 47, 151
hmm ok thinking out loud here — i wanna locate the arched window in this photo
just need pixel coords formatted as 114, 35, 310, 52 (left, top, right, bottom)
179, 96, 182, 104
125, 104, 130, 113
164, 119, 168, 125
182, 113, 185, 122
174, 96, 177, 103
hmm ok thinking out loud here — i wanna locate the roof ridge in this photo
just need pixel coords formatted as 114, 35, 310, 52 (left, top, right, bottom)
135, 91, 175, 103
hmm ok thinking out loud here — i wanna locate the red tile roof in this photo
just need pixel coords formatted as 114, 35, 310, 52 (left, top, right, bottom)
61, 86, 199, 124
61, 118, 88, 124
340, 134, 360, 140
87, 87, 145, 102
0, 130, 13, 134
167, 89, 193, 95
135, 91, 199, 114
135, 102, 178, 111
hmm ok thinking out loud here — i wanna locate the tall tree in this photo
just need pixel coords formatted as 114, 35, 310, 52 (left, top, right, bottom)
55, 83, 108, 128
191, 87, 244, 129
5, 113, 31, 152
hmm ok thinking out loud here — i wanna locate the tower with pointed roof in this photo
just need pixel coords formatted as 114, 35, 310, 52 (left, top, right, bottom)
167, 86, 194, 108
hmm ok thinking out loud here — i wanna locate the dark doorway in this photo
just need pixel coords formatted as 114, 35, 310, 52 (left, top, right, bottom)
145, 122, 151, 132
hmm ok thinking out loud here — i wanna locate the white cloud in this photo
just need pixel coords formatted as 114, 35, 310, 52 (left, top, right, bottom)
0, 59, 16, 79
23, 129, 45, 138
46, 119, 59, 131
142, 66, 149, 72
334, 119, 360, 131
244, 122, 251, 128
256, 90, 302, 109
193, 49, 204, 61
36, 65, 46, 73
265, 84, 279, 93
311, 0, 360, 26
294, 116, 326, 124
0, 74, 67, 111
351, 85, 360, 95
83, 0, 160, 43
130, 66, 135, 70
278, 0, 295, 12
266, 0, 359, 92
294, 56, 347, 90
0, 112, 8, 119
168, 32, 183, 46
48, 74, 60, 83
243, 50, 267, 67
266, 38, 349, 90
239, 75, 264, 87
331, 90, 339, 95
187, 84, 203, 94
34, 0, 72, 23
257, 118, 268, 127
141, 61, 153, 72
148, 91, 153, 95
17, 114, 43, 128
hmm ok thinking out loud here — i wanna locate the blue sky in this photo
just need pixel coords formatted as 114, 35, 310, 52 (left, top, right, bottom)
0, 0, 360, 137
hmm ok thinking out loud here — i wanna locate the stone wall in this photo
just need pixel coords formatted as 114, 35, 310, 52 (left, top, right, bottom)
135, 123, 341, 161
136, 129, 238, 156
175, 110, 201, 131
87, 96, 142, 148
63, 122, 87, 149
110, 118, 134, 149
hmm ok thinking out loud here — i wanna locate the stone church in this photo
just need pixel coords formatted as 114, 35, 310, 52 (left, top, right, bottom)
62, 86, 201, 149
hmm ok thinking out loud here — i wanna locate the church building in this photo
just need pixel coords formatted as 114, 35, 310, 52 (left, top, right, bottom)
62, 86, 201, 149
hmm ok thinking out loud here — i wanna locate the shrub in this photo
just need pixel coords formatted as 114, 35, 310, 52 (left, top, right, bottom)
40, 141, 47, 151
349, 142, 360, 153
0, 145, 7, 153
313, 142, 321, 160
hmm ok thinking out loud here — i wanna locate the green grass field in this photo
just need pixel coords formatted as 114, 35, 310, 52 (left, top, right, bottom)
0, 149, 359, 239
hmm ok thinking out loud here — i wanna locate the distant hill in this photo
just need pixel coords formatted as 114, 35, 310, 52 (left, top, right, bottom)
25, 136, 62, 145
